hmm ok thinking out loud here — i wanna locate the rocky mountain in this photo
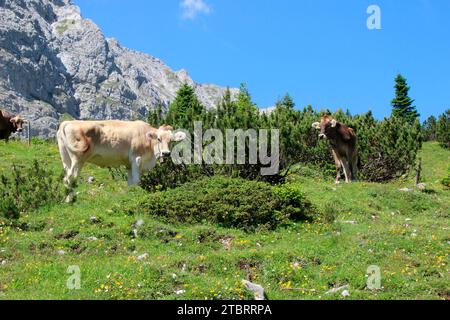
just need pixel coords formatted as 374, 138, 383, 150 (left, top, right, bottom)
0, 0, 238, 138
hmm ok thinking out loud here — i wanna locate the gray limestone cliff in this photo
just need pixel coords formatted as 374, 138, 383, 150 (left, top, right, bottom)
0, 0, 237, 138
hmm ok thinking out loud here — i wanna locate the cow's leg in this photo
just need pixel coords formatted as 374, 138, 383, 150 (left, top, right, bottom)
58, 144, 72, 175
127, 169, 134, 186
336, 161, 344, 184
341, 159, 351, 183
64, 164, 74, 188
57, 130, 72, 181
64, 159, 84, 203
65, 164, 78, 188
332, 150, 341, 184
345, 149, 358, 182
128, 156, 142, 186
65, 157, 84, 188
71, 161, 83, 182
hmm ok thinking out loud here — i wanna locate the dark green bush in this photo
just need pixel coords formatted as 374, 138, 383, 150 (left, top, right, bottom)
354, 114, 422, 182
273, 183, 315, 221
140, 161, 208, 192
0, 161, 65, 219
132, 176, 314, 231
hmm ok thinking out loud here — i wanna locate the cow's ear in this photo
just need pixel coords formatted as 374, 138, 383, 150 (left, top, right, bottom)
331, 119, 337, 128
146, 131, 158, 140
172, 131, 187, 142
311, 122, 320, 129
159, 125, 173, 131
10, 118, 16, 124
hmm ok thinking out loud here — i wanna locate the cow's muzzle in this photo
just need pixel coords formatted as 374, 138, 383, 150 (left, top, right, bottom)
158, 152, 171, 163
319, 134, 327, 140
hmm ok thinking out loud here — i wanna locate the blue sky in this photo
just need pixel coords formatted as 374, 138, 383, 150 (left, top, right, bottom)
73, 0, 450, 120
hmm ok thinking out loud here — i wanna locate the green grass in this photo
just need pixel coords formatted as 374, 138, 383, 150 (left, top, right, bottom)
0, 140, 448, 300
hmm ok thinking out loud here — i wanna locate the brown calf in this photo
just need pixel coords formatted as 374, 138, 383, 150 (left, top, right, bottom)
0, 109, 26, 141
312, 116, 358, 183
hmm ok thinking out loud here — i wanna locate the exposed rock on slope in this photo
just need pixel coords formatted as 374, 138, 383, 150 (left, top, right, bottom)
0, 0, 237, 138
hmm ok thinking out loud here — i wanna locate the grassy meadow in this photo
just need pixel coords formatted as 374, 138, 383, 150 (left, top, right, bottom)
0, 140, 448, 300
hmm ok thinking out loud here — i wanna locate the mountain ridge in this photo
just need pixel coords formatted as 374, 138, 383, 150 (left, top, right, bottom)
0, 0, 238, 137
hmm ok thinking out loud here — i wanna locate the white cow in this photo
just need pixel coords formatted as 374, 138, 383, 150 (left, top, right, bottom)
57, 120, 186, 187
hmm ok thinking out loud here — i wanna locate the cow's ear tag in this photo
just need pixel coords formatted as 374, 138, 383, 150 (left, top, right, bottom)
312, 122, 320, 129
331, 120, 337, 128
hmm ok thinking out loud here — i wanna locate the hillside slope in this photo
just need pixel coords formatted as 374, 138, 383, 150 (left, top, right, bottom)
0, 0, 238, 138
0, 141, 448, 300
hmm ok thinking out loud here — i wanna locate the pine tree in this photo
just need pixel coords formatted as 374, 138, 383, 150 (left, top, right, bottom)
147, 102, 165, 127
422, 115, 437, 141
271, 94, 300, 167
276, 94, 295, 111
216, 87, 237, 128
391, 74, 420, 123
436, 109, 450, 149
166, 83, 206, 129
235, 84, 257, 113
234, 83, 258, 128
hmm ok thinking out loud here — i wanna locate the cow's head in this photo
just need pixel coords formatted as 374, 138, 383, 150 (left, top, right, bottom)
312, 116, 337, 140
148, 125, 187, 162
10, 116, 26, 133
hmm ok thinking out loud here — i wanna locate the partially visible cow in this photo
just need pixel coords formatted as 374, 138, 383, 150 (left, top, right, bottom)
57, 120, 186, 189
0, 109, 26, 141
312, 116, 358, 183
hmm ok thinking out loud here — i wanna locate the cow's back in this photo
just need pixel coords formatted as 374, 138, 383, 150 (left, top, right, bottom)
339, 126, 357, 157
59, 120, 151, 167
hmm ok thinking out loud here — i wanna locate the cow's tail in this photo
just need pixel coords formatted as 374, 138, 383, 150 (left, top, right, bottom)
57, 122, 70, 151
57, 122, 72, 173
57, 121, 78, 154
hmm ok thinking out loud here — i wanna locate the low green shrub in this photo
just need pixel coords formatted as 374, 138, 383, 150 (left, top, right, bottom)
129, 176, 314, 231
442, 166, 450, 189
140, 161, 207, 192
355, 115, 422, 182
0, 161, 66, 219
273, 183, 315, 221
